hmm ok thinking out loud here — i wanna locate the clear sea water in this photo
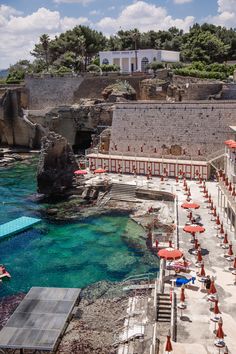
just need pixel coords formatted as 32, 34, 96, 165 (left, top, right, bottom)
0, 160, 158, 298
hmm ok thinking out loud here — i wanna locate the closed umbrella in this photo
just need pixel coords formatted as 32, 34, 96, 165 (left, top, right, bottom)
216, 215, 220, 225
216, 317, 224, 340
228, 243, 233, 257
209, 278, 217, 295
214, 300, 221, 316
199, 263, 206, 277
197, 247, 203, 263
180, 285, 185, 303
165, 330, 173, 353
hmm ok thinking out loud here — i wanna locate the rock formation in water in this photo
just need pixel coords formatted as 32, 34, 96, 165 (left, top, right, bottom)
37, 132, 78, 196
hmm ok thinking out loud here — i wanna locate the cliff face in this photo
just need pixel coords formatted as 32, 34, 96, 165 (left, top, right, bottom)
37, 132, 78, 196
0, 88, 46, 148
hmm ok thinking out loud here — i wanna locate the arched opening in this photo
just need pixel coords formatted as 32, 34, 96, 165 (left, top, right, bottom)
73, 131, 92, 153
102, 58, 109, 65
141, 57, 149, 72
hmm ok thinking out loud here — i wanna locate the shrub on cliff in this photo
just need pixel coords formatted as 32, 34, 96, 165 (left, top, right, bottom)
100, 64, 120, 72
87, 64, 101, 73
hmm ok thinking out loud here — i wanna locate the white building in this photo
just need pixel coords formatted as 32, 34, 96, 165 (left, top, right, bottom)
99, 49, 180, 73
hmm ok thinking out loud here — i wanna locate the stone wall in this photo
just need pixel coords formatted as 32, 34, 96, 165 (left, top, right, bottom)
109, 101, 236, 158
25, 76, 84, 110
25, 74, 151, 110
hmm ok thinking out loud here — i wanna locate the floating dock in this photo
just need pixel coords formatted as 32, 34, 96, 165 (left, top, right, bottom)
0, 287, 81, 352
0, 216, 41, 240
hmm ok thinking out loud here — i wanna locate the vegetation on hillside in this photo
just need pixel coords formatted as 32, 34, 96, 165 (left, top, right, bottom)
5, 23, 236, 83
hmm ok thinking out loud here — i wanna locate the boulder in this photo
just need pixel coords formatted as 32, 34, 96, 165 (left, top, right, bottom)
102, 80, 136, 101
37, 132, 78, 196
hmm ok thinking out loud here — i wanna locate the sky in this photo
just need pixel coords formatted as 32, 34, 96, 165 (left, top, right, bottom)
0, 0, 235, 69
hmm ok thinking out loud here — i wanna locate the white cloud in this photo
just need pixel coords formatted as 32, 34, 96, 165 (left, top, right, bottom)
53, 0, 94, 4
97, 1, 194, 35
0, 7, 89, 68
174, 0, 192, 3
89, 10, 100, 16
205, 0, 236, 27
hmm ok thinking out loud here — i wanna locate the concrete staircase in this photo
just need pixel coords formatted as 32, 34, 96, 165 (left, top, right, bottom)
156, 293, 171, 323
110, 183, 137, 202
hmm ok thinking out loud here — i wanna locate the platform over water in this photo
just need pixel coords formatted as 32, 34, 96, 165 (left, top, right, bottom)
0, 287, 81, 352
0, 216, 41, 240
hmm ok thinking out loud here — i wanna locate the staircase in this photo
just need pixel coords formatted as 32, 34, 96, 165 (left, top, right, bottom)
156, 293, 171, 322
110, 183, 137, 202
206, 148, 225, 171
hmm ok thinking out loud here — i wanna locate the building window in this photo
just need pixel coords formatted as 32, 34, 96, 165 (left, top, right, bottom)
141, 57, 149, 72
102, 58, 109, 65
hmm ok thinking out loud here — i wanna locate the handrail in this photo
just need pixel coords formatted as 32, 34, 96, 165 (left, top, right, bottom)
123, 272, 156, 282
171, 291, 177, 342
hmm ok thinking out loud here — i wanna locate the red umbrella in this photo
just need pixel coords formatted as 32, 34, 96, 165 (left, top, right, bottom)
228, 243, 233, 256
200, 263, 206, 277
233, 187, 236, 197
213, 207, 217, 217
223, 233, 228, 245
184, 225, 205, 234
165, 331, 173, 353
216, 317, 224, 340
216, 215, 220, 225
224, 139, 235, 146
209, 278, 217, 294
204, 191, 209, 199
220, 223, 224, 235
233, 257, 236, 269
180, 286, 185, 302
197, 247, 203, 263
214, 300, 221, 315
94, 168, 106, 174
74, 169, 88, 175
181, 203, 200, 209
229, 182, 232, 192
158, 248, 183, 260
194, 238, 199, 250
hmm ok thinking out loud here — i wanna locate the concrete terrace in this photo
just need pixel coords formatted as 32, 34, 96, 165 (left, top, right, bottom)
86, 172, 236, 354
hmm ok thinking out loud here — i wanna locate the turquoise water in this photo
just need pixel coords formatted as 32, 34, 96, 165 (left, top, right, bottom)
0, 161, 158, 298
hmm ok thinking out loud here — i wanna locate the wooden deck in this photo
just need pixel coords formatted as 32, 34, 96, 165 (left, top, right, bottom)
0, 287, 81, 352
0, 216, 41, 240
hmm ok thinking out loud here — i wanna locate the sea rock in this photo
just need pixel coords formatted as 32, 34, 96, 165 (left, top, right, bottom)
37, 132, 78, 196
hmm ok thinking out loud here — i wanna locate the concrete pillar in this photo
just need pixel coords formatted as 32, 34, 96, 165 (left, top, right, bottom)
158, 259, 166, 294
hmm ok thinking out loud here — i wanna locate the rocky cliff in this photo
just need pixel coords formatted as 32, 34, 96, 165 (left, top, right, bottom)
37, 132, 78, 196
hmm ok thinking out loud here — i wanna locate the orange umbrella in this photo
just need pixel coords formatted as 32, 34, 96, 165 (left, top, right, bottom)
183, 225, 205, 234
165, 331, 173, 352
181, 203, 200, 209
209, 278, 217, 295
216, 317, 224, 340
74, 169, 88, 175
94, 168, 106, 174
158, 248, 183, 260
224, 139, 235, 146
